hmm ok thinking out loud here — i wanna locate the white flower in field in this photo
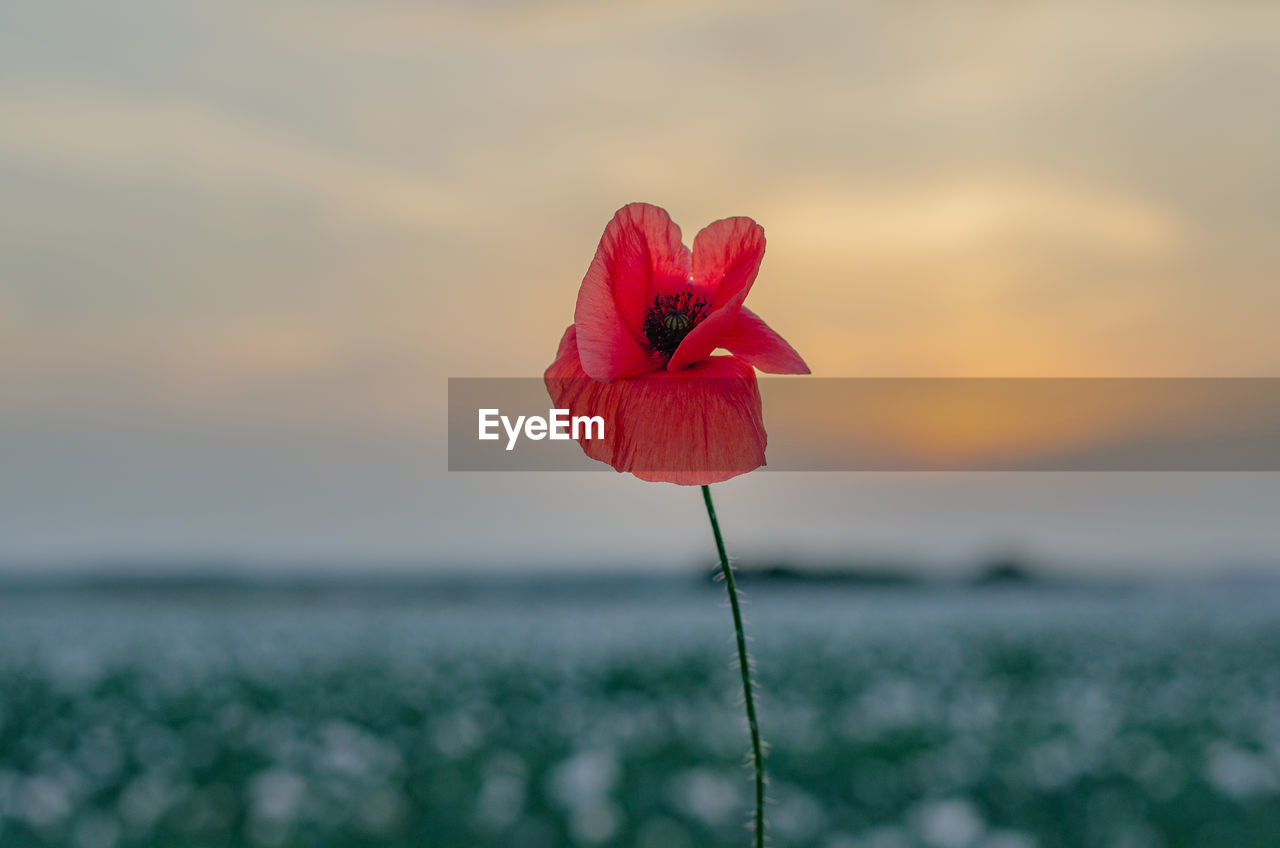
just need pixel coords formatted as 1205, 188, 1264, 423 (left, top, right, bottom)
474, 772, 525, 831
117, 771, 187, 831
667, 768, 741, 828
17, 774, 73, 828
768, 782, 827, 842
915, 797, 984, 848
548, 749, 620, 807
248, 768, 305, 823
1206, 743, 1279, 799
547, 749, 623, 845
569, 801, 622, 845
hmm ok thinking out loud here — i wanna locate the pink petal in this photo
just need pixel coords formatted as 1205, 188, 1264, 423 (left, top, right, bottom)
719, 307, 810, 374
666, 217, 766, 371
574, 203, 691, 381
545, 326, 767, 485
692, 216, 765, 307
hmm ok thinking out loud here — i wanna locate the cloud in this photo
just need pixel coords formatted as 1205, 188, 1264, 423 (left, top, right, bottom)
247, 0, 785, 51
0, 85, 466, 233
768, 177, 1182, 261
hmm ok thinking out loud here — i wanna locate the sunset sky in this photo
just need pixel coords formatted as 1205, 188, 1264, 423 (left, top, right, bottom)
3, 0, 1279, 574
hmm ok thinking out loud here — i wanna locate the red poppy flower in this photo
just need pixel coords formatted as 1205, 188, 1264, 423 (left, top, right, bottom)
545, 202, 809, 485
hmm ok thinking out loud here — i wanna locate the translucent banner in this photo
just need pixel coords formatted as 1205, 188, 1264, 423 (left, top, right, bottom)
449, 378, 1280, 472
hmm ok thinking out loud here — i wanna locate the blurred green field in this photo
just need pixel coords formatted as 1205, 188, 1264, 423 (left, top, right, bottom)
1, 580, 1279, 847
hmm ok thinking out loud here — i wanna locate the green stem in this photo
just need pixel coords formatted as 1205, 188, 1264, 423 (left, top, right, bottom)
701, 484, 765, 848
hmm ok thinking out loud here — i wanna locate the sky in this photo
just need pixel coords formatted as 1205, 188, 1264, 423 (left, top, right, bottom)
2, 0, 1280, 575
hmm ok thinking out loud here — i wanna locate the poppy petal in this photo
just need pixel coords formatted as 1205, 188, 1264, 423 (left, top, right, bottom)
545, 326, 767, 485
719, 307, 811, 374
666, 217, 766, 371
692, 216, 765, 307
574, 203, 691, 381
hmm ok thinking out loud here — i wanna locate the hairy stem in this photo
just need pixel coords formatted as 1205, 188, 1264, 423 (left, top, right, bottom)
701, 484, 765, 848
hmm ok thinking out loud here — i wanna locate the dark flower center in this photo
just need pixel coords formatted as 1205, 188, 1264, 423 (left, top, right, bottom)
643, 290, 709, 356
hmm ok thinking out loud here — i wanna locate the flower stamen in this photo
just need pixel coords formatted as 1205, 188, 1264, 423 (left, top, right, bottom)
643, 290, 709, 356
